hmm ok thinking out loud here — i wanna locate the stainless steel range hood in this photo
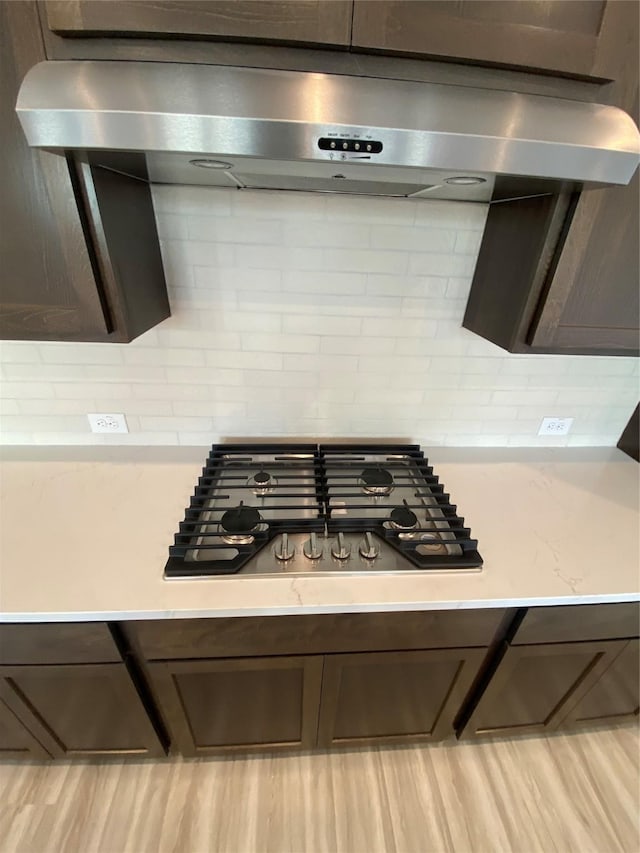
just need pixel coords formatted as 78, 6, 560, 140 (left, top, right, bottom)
16, 61, 640, 200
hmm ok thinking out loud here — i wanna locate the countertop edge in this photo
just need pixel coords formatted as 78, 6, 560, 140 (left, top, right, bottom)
2, 591, 639, 623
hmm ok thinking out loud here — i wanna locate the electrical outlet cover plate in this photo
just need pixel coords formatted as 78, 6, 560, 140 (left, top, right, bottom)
538, 417, 573, 436
87, 413, 128, 434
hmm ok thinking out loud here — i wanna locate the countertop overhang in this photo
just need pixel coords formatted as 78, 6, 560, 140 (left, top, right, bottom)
0, 445, 638, 622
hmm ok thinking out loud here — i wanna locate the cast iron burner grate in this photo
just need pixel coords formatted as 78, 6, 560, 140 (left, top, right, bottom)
165, 443, 325, 577
320, 443, 482, 569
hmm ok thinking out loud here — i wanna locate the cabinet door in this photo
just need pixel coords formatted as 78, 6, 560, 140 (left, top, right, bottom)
1, 2, 170, 343
352, 1, 617, 80
528, 2, 638, 354
0, 697, 51, 761
317, 647, 486, 748
44, 1, 353, 47
0, 1, 109, 340
148, 656, 323, 756
557, 639, 639, 728
460, 640, 627, 738
0, 663, 164, 758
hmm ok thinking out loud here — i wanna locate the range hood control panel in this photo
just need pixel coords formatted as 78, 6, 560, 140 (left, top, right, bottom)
318, 137, 383, 154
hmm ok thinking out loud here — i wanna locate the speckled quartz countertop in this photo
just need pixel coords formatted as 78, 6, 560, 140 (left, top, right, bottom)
0, 445, 638, 622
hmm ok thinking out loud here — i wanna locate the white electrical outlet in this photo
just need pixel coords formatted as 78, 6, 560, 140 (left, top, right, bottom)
87, 413, 128, 434
538, 417, 573, 436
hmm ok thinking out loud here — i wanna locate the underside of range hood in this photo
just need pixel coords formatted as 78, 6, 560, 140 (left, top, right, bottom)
15, 61, 640, 200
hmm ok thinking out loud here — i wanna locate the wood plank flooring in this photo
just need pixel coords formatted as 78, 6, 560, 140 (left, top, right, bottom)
0, 724, 638, 853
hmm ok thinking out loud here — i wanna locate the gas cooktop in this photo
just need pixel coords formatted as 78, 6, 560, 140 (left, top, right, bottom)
164, 443, 482, 578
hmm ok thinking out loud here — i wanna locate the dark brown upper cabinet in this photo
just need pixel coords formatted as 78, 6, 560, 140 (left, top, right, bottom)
463, 0, 639, 356
352, 1, 618, 80
1, 1, 170, 342
44, 1, 353, 48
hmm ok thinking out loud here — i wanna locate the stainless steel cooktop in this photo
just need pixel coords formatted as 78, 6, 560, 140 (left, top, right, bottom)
164, 443, 482, 578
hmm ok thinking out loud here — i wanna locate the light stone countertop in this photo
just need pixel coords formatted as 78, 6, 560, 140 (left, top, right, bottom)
0, 445, 638, 622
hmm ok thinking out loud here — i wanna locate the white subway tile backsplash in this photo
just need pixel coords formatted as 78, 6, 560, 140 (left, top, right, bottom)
408, 253, 476, 277
370, 225, 455, 253
241, 333, 319, 353
188, 216, 282, 244
321, 336, 395, 356
0, 344, 41, 364
1, 186, 637, 447
284, 222, 369, 249
283, 270, 367, 295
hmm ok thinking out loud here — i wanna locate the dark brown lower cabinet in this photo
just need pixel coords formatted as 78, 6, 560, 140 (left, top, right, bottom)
556, 639, 639, 728
0, 663, 164, 758
460, 639, 630, 738
148, 656, 323, 756
0, 697, 51, 760
318, 647, 486, 748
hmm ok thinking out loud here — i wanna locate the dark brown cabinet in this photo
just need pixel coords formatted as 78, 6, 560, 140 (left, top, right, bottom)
463, 0, 639, 356
317, 647, 485, 748
148, 656, 323, 756
459, 640, 627, 738
134, 610, 506, 755
558, 639, 639, 728
1, 1, 170, 343
459, 603, 640, 738
0, 697, 50, 760
352, 1, 617, 80
44, 1, 353, 48
0, 663, 164, 758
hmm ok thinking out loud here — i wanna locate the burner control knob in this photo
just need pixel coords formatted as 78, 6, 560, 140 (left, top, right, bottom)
331, 532, 351, 561
359, 532, 380, 560
274, 533, 294, 561
303, 532, 323, 560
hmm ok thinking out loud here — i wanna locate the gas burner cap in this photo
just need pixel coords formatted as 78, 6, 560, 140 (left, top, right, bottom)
360, 466, 394, 496
220, 502, 261, 534
247, 470, 277, 495
390, 504, 418, 530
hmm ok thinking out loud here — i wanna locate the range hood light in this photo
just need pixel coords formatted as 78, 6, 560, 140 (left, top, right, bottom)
189, 159, 233, 169
444, 176, 487, 186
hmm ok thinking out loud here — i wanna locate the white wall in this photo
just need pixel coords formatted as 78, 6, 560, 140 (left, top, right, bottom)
0, 185, 637, 447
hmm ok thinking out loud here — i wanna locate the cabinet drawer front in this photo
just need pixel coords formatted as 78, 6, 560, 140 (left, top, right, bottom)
0, 623, 121, 664
133, 609, 508, 660
513, 603, 640, 645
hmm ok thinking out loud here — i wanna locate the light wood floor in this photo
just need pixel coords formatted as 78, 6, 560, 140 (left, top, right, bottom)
1, 725, 638, 853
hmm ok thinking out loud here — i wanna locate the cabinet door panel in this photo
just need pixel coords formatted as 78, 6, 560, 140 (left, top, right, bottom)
461, 640, 627, 738
45, 1, 353, 47
0, 664, 164, 757
0, 1, 109, 340
0, 698, 51, 761
149, 656, 323, 756
318, 648, 486, 748
352, 0, 608, 79
558, 639, 640, 727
